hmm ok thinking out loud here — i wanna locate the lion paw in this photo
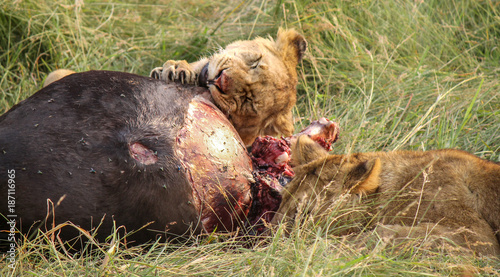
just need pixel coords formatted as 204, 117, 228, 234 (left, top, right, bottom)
150, 60, 196, 85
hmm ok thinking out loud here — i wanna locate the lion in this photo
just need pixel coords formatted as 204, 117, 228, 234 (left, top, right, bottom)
150, 28, 307, 146
272, 135, 500, 256
43, 69, 76, 87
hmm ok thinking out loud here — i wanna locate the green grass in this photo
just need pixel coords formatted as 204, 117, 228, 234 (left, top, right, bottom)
1, 0, 499, 275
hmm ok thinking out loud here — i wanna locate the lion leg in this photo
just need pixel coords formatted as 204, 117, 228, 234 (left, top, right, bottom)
150, 58, 208, 86
150, 60, 193, 84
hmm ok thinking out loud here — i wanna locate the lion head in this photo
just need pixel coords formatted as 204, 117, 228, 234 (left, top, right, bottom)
204, 29, 307, 146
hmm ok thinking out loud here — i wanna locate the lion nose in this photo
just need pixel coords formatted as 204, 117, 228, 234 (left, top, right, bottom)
214, 70, 225, 92
208, 69, 228, 94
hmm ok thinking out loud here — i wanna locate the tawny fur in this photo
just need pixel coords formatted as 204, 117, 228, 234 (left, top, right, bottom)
150, 28, 307, 146
273, 135, 500, 256
43, 69, 76, 87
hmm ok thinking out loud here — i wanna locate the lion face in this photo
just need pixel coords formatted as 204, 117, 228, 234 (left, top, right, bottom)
205, 29, 307, 146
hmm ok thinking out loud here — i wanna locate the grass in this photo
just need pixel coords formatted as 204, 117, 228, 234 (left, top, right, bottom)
1, 0, 499, 275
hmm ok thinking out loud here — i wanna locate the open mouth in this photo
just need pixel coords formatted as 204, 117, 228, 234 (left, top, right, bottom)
207, 69, 226, 95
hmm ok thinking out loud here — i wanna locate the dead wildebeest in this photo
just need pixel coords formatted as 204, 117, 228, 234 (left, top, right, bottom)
0, 71, 254, 248
0, 70, 338, 249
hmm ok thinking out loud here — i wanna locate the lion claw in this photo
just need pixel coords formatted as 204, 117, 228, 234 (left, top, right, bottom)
150, 60, 196, 85
150, 67, 163, 80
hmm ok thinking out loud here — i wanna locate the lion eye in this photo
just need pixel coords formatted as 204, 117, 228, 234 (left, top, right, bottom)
248, 55, 262, 69
250, 61, 259, 69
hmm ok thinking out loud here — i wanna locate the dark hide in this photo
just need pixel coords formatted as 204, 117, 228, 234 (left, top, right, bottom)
0, 71, 253, 247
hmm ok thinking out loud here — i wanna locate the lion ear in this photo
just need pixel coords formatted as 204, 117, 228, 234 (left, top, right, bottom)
276, 28, 307, 64
343, 158, 381, 195
291, 135, 329, 166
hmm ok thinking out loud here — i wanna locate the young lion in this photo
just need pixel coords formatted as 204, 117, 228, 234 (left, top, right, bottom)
273, 135, 500, 256
150, 29, 307, 146
43, 69, 76, 87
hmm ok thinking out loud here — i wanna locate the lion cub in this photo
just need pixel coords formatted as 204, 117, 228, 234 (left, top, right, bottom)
273, 135, 500, 256
150, 29, 307, 146
43, 69, 76, 87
